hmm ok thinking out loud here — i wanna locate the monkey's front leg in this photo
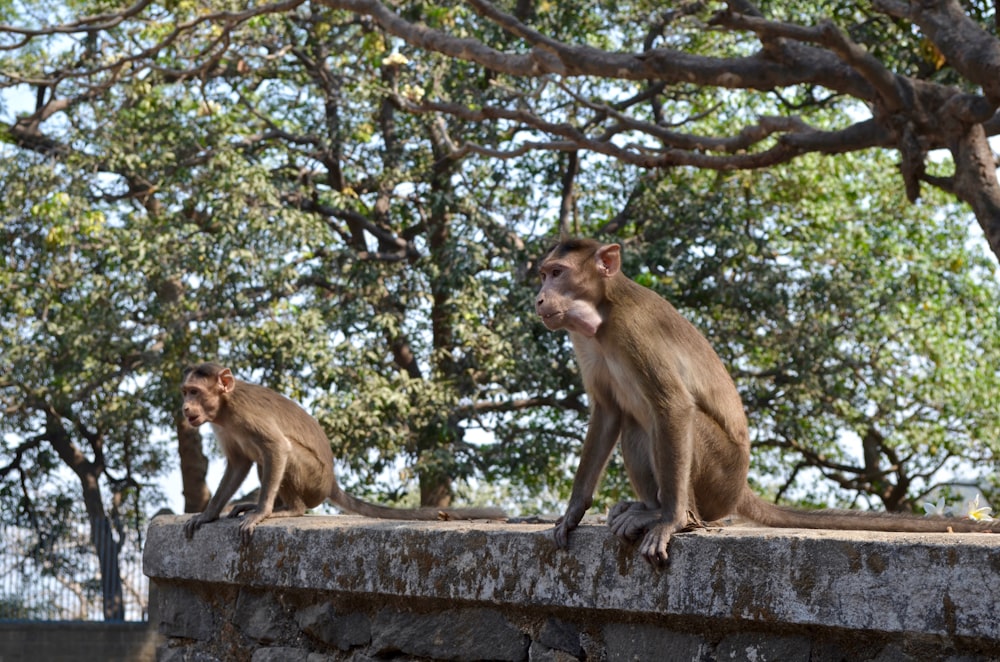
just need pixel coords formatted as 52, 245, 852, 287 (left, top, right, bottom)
553, 404, 621, 548
636, 408, 696, 566
185, 456, 252, 539
231, 442, 290, 543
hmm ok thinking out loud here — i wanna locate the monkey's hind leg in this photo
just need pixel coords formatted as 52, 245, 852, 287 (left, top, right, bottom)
610, 419, 665, 543
232, 497, 308, 544
226, 494, 297, 519
607, 502, 663, 543
227, 503, 259, 518
610, 502, 706, 541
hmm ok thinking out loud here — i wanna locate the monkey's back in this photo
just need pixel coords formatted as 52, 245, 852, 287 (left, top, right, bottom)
227, 379, 337, 508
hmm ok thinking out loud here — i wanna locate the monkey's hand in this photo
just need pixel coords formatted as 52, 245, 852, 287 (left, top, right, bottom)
607, 501, 662, 543
551, 503, 587, 549
551, 518, 575, 549
184, 512, 218, 540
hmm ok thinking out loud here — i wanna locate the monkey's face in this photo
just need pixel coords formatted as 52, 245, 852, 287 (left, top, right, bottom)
180, 376, 224, 427
535, 253, 605, 337
535, 270, 573, 331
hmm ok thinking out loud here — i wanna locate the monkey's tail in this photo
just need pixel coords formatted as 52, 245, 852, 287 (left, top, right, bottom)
735, 488, 1000, 534
329, 484, 507, 521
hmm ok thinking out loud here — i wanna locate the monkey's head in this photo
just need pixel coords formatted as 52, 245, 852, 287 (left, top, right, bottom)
535, 238, 621, 337
181, 362, 236, 427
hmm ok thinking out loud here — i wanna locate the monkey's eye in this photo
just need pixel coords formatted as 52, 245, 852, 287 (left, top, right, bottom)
550, 268, 562, 278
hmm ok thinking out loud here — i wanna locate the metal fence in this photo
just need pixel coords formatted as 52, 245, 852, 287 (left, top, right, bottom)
0, 520, 148, 622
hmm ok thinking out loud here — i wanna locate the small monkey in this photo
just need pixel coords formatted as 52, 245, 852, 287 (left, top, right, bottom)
535, 238, 999, 565
180, 362, 506, 543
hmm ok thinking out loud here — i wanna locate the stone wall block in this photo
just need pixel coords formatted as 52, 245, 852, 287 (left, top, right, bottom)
601, 623, 709, 661
234, 588, 287, 644
295, 602, 371, 651
371, 607, 530, 661
536, 617, 583, 658
155, 583, 218, 640
527, 641, 582, 662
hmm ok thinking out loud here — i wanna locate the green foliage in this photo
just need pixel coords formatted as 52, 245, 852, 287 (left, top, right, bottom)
2, 0, 999, 552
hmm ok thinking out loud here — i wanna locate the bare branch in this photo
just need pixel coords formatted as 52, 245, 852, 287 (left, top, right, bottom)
0, 0, 153, 37
874, 0, 1000, 104
4, 0, 1000, 261
714, 12, 902, 111
323, 0, 843, 91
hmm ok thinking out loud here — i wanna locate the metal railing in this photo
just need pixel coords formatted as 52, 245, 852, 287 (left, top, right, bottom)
0, 521, 148, 622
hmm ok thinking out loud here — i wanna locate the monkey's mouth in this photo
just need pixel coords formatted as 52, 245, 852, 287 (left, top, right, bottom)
539, 311, 563, 328
186, 415, 204, 427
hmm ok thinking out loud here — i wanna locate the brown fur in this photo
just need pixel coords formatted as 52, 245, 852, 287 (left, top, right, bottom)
536, 238, 998, 565
180, 363, 506, 543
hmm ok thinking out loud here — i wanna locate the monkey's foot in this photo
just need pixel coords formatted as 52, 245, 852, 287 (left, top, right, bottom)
608, 500, 644, 521
607, 501, 663, 543
227, 503, 258, 518
638, 520, 684, 567
237, 510, 270, 544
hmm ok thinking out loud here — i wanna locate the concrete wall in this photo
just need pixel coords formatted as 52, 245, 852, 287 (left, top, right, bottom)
0, 621, 161, 661
143, 514, 1000, 661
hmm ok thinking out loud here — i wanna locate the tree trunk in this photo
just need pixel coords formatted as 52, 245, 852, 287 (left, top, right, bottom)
175, 413, 211, 513
91, 514, 124, 621
44, 413, 126, 621
419, 469, 454, 508
948, 124, 1000, 263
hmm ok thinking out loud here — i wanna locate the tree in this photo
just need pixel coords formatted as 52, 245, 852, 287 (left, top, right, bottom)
5, 2, 997, 258
2, 3, 999, 616
312, 0, 1000, 263
0, 155, 161, 619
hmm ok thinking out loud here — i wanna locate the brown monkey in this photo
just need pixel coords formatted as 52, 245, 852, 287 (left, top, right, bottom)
535, 238, 999, 565
180, 362, 506, 543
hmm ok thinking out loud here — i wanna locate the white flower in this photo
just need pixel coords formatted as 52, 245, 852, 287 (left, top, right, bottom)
964, 494, 994, 522
401, 84, 424, 102
922, 497, 949, 517
382, 52, 409, 67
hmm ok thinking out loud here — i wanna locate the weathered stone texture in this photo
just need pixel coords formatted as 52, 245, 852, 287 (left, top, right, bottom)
144, 514, 1000, 661
296, 602, 371, 651
371, 607, 529, 660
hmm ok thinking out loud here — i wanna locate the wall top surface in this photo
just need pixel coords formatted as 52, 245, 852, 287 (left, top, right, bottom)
144, 514, 1000, 641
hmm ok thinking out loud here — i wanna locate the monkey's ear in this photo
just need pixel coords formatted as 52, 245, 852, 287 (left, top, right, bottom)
595, 244, 621, 277
218, 368, 236, 393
